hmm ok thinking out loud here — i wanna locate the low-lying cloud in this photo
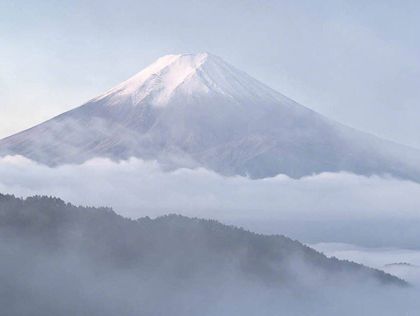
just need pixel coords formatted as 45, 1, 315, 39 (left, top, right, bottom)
4, 155, 420, 315
1, 155, 420, 223
312, 243, 420, 286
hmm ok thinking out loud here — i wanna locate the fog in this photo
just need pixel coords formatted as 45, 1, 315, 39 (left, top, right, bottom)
312, 243, 420, 287
1, 197, 420, 316
4, 243, 420, 316
1, 155, 420, 221
2, 238, 419, 316
2, 155, 420, 248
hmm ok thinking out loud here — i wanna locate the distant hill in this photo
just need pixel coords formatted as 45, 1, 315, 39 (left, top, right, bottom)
0, 193, 407, 315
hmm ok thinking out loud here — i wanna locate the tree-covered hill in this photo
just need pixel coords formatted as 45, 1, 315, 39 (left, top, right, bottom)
0, 194, 407, 315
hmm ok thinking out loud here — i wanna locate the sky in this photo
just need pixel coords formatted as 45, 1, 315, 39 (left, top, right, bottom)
1, 0, 420, 148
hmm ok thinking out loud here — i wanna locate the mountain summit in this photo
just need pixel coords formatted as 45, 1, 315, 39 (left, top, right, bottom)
94, 52, 286, 108
1, 52, 419, 180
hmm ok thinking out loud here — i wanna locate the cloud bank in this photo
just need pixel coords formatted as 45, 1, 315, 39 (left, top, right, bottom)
1, 155, 420, 223
312, 243, 420, 286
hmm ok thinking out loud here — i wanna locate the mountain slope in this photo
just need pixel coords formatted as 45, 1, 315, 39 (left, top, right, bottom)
0, 193, 403, 286
0, 193, 408, 315
1, 53, 419, 180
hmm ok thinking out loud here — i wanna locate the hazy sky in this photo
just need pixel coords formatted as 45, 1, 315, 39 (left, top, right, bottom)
1, 0, 419, 148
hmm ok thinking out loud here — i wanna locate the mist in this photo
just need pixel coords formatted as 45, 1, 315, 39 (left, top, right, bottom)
1, 194, 420, 316
311, 243, 420, 287
1, 155, 420, 245
3, 242, 420, 315
3, 237, 419, 316
1, 155, 420, 221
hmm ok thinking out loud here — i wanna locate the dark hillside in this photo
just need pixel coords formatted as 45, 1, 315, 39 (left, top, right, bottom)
0, 194, 407, 315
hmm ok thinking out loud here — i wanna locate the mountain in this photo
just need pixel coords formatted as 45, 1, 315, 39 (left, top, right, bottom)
1, 52, 419, 180
0, 193, 408, 315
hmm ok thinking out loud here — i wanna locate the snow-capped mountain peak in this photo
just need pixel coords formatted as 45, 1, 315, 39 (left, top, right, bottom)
95, 52, 285, 108
96, 52, 214, 107
1, 52, 420, 181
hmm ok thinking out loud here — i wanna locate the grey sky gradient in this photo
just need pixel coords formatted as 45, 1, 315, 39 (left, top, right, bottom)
1, 0, 420, 148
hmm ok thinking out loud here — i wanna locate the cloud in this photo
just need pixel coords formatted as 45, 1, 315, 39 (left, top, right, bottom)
1, 155, 420, 224
312, 242, 420, 287
5, 154, 420, 313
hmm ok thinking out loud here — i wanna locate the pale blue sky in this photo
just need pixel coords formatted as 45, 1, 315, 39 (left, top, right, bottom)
1, 0, 420, 148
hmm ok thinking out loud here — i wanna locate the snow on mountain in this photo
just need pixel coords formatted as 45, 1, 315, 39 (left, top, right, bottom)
0, 52, 419, 180
94, 52, 286, 107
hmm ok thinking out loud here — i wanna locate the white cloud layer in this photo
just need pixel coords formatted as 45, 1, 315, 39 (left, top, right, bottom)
1, 155, 420, 223
312, 243, 420, 286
